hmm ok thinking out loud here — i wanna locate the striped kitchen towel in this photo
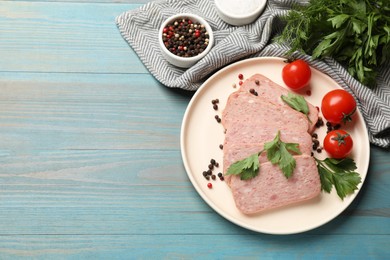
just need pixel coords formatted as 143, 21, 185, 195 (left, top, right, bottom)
116, 0, 390, 148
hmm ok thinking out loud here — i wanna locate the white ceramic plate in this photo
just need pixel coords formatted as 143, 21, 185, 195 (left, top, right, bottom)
180, 57, 370, 235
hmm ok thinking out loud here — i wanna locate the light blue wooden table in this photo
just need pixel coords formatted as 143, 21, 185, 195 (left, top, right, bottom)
0, 1, 389, 259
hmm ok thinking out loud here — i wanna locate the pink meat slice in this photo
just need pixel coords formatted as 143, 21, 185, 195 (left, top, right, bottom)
229, 155, 321, 215
222, 92, 309, 133
221, 74, 321, 215
239, 74, 319, 133
224, 126, 313, 154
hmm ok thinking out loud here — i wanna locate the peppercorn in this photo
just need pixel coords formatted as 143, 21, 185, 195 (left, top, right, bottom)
316, 117, 324, 127
162, 18, 210, 57
255, 79, 260, 85
249, 88, 258, 96
215, 115, 221, 123
207, 183, 212, 189
219, 144, 223, 150
238, 73, 244, 80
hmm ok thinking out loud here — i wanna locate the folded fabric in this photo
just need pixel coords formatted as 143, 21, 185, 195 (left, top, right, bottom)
116, 0, 390, 148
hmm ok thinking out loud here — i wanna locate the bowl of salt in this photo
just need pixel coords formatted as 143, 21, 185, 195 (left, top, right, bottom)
214, 0, 267, 26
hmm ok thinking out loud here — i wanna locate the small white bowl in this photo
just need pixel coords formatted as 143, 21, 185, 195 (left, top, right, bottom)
158, 13, 214, 68
215, 0, 267, 26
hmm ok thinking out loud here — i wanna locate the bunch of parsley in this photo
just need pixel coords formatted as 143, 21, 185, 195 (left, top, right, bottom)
276, 0, 390, 87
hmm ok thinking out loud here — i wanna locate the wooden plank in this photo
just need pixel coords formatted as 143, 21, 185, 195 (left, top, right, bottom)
0, 234, 388, 258
0, 148, 389, 235
0, 2, 147, 73
0, 73, 192, 150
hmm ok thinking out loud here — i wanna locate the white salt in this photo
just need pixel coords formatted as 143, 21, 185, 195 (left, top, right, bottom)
216, 0, 262, 15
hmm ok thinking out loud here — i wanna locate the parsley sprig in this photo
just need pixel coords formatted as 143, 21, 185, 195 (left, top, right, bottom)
226, 131, 301, 180
315, 157, 361, 199
276, 0, 390, 87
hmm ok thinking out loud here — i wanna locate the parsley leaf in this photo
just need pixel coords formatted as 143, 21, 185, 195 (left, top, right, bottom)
318, 164, 334, 193
226, 152, 260, 180
333, 171, 361, 199
264, 131, 301, 178
281, 93, 311, 122
278, 142, 297, 178
315, 157, 361, 200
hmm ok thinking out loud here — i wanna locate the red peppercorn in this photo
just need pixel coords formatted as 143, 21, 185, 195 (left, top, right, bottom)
207, 183, 212, 189
239, 81, 243, 86
306, 90, 312, 96
238, 73, 244, 80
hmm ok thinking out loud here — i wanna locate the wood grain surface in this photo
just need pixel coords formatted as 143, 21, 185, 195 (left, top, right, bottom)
0, 1, 389, 259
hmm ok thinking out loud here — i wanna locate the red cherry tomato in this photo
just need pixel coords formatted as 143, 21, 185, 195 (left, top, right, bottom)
323, 130, 353, 159
321, 89, 356, 124
282, 59, 312, 90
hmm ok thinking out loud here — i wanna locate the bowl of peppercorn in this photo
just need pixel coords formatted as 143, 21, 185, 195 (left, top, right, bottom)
159, 13, 214, 68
